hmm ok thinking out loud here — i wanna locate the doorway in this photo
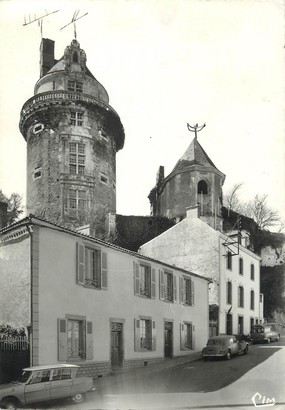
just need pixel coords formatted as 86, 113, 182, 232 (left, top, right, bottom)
110, 322, 123, 369
164, 321, 173, 358
226, 313, 233, 335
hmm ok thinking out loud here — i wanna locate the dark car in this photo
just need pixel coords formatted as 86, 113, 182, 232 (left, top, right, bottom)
251, 323, 280, 344
201, 335, 249, 360
0, 364, 95, 409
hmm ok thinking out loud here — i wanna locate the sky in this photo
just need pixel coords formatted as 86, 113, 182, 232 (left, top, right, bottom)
0, 0, 284, 227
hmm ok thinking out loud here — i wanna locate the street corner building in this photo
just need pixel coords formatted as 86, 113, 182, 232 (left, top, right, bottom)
0, 216, 209, 378
140, 206, 263, 336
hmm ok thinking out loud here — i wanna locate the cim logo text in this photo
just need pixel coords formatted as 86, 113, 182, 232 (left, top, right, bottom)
251, 392, 276, 407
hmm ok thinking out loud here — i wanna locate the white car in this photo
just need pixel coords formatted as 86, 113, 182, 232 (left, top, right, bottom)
0, 364, 95, 409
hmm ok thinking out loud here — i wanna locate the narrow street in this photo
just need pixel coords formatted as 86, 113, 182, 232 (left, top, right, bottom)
40, 337, 285, 409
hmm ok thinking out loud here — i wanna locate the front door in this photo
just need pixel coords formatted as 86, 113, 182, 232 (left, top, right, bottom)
111, 322, 123, 369
226, 313, 233, 335
164, 321, 173, 358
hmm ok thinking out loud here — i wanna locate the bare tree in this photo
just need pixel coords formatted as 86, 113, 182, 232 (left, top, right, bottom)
0, 190, 23, 225
240, 194, 280, 230
223, 183, 243, 215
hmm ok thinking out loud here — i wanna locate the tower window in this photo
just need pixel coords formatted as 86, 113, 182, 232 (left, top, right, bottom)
68, 80, 83, 92
226, 251, 232, 270
198, 180, 208, 194
70, 111, 83, 126
69, 142, 85, 175
68, 189, 86, 210
73, 51, 78, 62
100, 173, 109, 185
33, 167, 42, 179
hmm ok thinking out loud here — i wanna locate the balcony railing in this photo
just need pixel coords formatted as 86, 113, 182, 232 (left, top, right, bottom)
20, 91, 118, 122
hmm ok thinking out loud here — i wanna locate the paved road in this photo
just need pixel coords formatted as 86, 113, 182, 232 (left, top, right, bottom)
37, 337, 285, 409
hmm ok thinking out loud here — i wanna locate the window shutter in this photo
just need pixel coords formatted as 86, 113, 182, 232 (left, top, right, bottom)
134, 319, 141, 351
192, 325, 195, 350
180, 323, 186, 350
152, 321, 156, 351
159, 270, 165, 300
173, 275, 177, 302
76, 243, 85, 285
101, 252, 108, 289
179, 277, 184, 303
58, 319, 67, 361
134, 262, 140, 295
191, 280, 195, 306
86, 321, 93, 360
151, 268, 156, 299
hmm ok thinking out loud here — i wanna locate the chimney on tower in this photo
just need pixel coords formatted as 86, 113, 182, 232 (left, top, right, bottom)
40, 38, 55, 77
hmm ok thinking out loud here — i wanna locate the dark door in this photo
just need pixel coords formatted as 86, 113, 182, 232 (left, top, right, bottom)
111, 323, 123, 368
164, 321, 173, 358
226, 313, 233, 335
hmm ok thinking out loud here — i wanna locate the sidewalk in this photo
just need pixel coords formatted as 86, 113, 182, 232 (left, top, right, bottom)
93, 350, 201, 390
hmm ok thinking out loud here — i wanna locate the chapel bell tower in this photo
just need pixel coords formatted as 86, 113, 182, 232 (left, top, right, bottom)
148, 124, 225, 230
19, 38, 125, 237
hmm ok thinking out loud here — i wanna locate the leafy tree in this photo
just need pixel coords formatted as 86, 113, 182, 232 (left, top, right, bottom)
0, 190, 23, 225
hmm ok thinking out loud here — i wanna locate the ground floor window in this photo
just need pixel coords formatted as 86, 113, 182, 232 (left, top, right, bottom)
180, 322, 194, 350
134, 318, 156, 351
58, 316, 93, 361
238, 316, 244, 334
67, 319, 85, 359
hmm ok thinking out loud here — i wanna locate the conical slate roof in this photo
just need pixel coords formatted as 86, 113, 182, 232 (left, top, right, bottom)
171, 137, 221, 174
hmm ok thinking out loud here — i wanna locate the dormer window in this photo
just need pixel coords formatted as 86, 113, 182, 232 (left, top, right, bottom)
198, 180, 208, 194
68, 80, 83, 92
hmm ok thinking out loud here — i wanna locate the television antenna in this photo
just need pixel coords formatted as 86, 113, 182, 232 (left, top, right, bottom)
60, 10, 88, 40
23, 9, 60, 37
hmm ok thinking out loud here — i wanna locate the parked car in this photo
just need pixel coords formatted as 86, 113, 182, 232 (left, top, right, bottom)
0, 364, 95, 409
201, 335, 249, 360
251, 323, 280, 344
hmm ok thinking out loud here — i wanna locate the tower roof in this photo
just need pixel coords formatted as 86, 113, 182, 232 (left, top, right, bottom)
171, 137, 223, 175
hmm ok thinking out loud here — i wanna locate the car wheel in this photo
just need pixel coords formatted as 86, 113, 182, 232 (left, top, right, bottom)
225, 350, 231, 360
1, 399, 18, 410
243, 345, 249, 354
72, 393, 86, 404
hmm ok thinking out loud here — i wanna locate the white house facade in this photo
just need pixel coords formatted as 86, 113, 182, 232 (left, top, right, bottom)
140, 206, 263, 336
0, 215, 209, 378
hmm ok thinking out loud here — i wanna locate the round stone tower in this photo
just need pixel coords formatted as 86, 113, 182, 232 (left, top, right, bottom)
19, 38, 124, 237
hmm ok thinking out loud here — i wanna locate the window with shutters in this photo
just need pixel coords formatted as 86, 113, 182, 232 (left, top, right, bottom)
250, 264, 255, 280
239, 258, 243, 275
58, 316, 93, 361
134, 262, 155, 298
76, 242, 108, 290
134, 318, 156, 351
250, 290, 255, 310
238, 285, 244, 308
180, 276, 194, 306
180, 322, 194, 350
226, 251, 232, 270
160, 269, 176, 302
227, 281, 232, 304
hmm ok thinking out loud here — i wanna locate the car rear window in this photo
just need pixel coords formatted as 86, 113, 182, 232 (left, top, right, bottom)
207, 339, 224, 346
251, 326, 264, 333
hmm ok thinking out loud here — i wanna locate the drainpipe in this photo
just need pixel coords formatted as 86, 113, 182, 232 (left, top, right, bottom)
26, 221, 33, 366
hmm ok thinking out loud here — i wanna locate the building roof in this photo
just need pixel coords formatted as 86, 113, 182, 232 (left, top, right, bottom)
171, 137, 224, 176
0, 214, 210, 283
